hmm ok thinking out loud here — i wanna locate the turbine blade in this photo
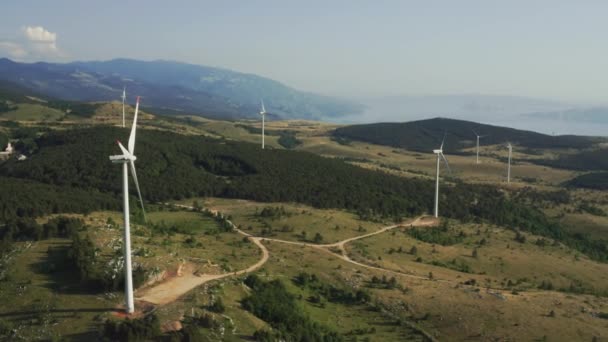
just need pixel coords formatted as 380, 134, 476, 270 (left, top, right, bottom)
128, 96, 140, 154
440, 133, 446, 150
440, 152, 452, 175
261, 99, 266, 113
129, 161, 146, 222
471, 128, 478, 136
122, 87, 126, 99
117, 141, 130, 157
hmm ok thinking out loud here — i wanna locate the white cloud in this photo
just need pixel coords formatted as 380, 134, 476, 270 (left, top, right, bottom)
0, 41, 28, 59
0, 25, 66, 61
23, 26, 57, 43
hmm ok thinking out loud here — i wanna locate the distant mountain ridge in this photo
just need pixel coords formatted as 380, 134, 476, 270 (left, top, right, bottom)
523, 107, 608, 124
0, 58, 363, 120
332, 117, 603, 152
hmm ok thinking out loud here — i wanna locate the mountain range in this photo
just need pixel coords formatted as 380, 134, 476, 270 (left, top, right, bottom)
0, 58, 363, 120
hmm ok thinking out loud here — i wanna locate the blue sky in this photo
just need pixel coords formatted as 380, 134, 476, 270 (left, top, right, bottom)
1, 1, 607, 103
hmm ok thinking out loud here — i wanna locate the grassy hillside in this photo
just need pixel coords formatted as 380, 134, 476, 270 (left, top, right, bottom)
0, 80, 102, 121
332, 117, 601, 152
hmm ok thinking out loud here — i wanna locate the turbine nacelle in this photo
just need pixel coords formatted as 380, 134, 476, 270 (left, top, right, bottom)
433, 149, 442, 154
259, 99, 266, 116
109, 141, 137, 162
109, 155, 135, 163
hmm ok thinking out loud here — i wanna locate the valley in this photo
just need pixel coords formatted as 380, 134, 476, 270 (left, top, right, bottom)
1, 94, 607, 341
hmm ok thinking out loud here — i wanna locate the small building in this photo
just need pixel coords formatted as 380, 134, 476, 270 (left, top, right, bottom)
0, 142, 13, 159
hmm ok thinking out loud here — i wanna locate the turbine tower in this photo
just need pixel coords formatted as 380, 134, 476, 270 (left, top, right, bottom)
259, 100, 266, 149
472, 129, 487, 164
109, 96, 146, 314
432, 136, 451, 218
121, 87, 126, 128
507, 142, 512, 184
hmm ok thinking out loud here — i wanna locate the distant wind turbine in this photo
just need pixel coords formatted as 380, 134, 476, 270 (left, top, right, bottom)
506, 142, 512, 184
472, 129, 488, 164
121, 87, 126, 128
433, 135, 451, 218
259, 100, 266, 149
109, 96, 146, 314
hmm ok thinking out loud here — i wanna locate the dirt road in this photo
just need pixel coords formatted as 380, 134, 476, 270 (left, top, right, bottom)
136, 234, 269, 305
137, 203, 435, 307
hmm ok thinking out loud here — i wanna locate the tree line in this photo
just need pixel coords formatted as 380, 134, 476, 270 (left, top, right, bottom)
0, 126, 606, 261
242, 274, 343, 341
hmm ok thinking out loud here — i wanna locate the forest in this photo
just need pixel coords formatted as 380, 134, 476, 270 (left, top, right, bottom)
566, 172, 608, 190
242, 274, 343, 341
0, 126, 606, 261
235, 124, 302, 149
0, 131, 7, 149
0, 176, 119, 222
534, 148, 608, 171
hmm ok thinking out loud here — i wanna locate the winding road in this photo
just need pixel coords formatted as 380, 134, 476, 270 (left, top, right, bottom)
136, 204, 436, 307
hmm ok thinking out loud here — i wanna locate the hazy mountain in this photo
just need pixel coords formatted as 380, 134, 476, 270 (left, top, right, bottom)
523, 107, 608, 124
335, 94, 572, 123
0, 58, 363, 120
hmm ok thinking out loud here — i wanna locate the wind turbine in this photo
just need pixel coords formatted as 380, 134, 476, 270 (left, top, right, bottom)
109, 96, 146, 314
121, 87, 126, 128
259, 100, 266, 149
432, 135, 451, 218
472, 129, 487, 164
506, 142, 512, 184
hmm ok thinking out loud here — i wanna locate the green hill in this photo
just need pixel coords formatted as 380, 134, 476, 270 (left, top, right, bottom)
332, 117, 601, 152
0, 79, 102, 120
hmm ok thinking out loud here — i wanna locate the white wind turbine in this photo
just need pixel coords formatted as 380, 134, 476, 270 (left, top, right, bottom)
432, 135, 451, 218
121, 87, 126, 128
506, 142, 512, 184
259, 100, 266, 149
472, 129, 488, 164
109, 96, 146, 314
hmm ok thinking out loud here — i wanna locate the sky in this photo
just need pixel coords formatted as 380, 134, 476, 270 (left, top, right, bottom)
1, 1, 607, 104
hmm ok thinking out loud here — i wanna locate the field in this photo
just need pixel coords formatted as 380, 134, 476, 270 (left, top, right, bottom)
560, 213, 608, 240
254, 234, 608, 341
177, 197, 388, 243
295, 135, 577, 187
84, 210, 262, 276
346, 221, 608, 293
0, 239, 115, 340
